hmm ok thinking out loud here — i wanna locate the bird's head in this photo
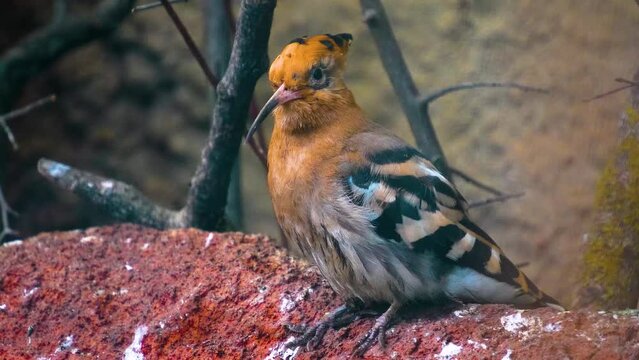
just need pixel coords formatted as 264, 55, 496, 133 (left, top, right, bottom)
247, 33, 354, 139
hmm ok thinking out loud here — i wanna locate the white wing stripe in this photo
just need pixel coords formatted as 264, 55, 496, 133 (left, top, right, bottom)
446, 233, 476, 260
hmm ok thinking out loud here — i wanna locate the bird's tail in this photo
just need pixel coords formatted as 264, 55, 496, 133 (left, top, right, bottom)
457, 219, 565, 311
516, 270, 565, 311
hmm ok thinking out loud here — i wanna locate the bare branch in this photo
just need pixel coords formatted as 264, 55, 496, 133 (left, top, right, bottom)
467, 192, 525, 209
159, 0, 218, 87
360, 0, 449, 177
183, 0, 275, 230
449, 166, 503, 196
132, 0, 187, 13
204, 0, 241, 227
420, 82, 548, 106
38, 159, 183, 228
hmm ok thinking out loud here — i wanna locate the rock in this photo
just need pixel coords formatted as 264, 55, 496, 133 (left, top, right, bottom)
0, 225, 637, 359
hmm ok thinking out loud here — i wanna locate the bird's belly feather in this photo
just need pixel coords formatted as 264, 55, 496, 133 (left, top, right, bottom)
275, 193, 450, 305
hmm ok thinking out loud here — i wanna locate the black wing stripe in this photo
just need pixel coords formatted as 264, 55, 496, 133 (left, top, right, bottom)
371, 199, 403, 243
384, 176, 437, 212
412, 224, 466, 255
399, 195, 420, 220
457, 239, 492, 271
500, 254, 520, 280
367, 147, 422, 165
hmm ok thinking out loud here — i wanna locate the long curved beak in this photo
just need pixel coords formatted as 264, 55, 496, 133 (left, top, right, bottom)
246, 84, 302, 142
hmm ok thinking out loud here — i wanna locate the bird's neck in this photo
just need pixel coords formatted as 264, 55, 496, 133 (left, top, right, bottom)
267, 89, 367, 170
271, 89, 364, 136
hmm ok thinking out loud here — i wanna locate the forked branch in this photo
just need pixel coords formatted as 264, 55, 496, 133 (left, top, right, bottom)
39, 0, 277, 230
360, 0, 540, 203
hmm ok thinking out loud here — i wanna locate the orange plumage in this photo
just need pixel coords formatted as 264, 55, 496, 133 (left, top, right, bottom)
247, 33, 562, 356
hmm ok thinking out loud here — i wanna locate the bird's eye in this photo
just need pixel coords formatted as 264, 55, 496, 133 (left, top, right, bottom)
309, 67, 328, 89
311, 68, 323, 81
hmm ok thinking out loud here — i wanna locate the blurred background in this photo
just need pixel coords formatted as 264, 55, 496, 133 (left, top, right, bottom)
1, 0, 638, 306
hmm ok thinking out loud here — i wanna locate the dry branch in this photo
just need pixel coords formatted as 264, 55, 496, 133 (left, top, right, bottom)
204, 0, 241, 227
360, 0, 448, 177
39, 159, 183, 228
182, 0, 275, 229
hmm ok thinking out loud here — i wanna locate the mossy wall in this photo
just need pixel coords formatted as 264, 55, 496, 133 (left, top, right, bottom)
583, 106, 639, 309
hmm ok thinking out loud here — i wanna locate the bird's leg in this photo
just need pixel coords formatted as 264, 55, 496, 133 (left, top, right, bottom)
352, 301, 402, 357
285, 303, 360, 350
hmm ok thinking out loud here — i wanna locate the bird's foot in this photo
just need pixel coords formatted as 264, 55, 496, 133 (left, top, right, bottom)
352, 302, 401, 357
285, 303, 365, 351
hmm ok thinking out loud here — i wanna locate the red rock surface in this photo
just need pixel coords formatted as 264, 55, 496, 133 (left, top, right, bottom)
0, 224, 638, 359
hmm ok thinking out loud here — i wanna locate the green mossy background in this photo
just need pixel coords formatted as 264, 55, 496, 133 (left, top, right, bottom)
1, 0, 639, 307
582, 107, 639, 309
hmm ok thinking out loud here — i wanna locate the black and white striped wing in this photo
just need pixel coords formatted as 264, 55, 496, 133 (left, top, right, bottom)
342, 146, 555, 305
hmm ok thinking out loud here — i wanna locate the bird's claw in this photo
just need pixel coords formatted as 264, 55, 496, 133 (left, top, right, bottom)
284, 322, 307, 334
285, 304, 354, 350
352, 319, 389, 357
285, 321, 329, 351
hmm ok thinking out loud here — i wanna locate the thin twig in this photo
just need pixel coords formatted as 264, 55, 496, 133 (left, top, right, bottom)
467, 192, 525, 209
0, 185, 16, 241
0, 122, 17, 151
132, 0, 187, 13
0, 94, 56, 122
0, 94, 56, 150
515, 261, 530, 269
449, 166, 503, 196
420, 82, 548, 106
583, 84, 635, 103
160, 0, 218, 87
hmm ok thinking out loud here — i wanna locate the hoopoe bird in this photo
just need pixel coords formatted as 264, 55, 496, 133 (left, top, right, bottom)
247, 33, 563, 356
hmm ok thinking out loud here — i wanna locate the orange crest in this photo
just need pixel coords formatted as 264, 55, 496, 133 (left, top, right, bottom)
268, 33, 353, 90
